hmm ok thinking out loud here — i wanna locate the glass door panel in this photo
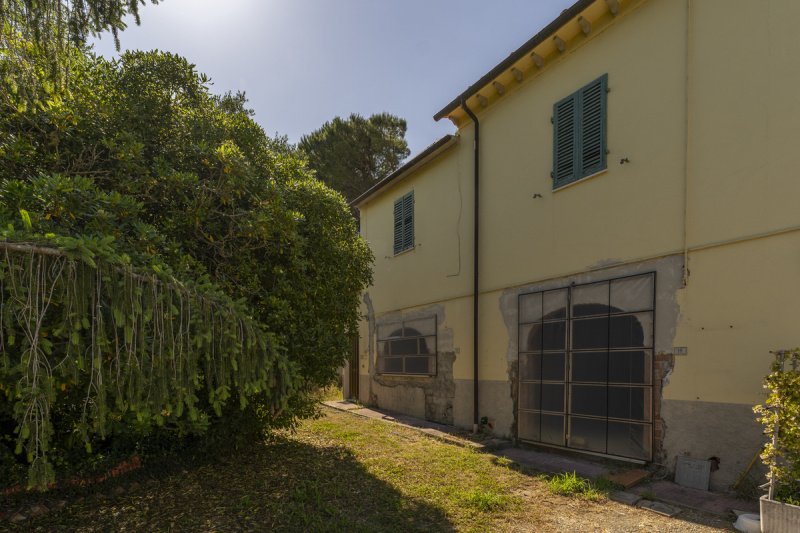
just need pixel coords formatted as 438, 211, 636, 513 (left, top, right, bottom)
518, 273, 655, 461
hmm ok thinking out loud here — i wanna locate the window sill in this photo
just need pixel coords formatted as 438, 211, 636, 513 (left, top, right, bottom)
392, 245, 416, 257
552, 168, 608, 192
376, 373, 436, 379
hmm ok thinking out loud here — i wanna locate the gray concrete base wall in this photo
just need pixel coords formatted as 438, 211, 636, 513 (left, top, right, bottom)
452, 379, 514, 436
479, 380, 515, 437
369, 380, 427, 419
662, 399, 766, 492
453, 379, 474, 430
366, 377, 514, 435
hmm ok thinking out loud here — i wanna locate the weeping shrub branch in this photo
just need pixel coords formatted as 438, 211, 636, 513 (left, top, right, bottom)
0, 240, 296, 489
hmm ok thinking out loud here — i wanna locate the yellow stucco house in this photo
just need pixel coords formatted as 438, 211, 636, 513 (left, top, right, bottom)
347, 0, 800, 491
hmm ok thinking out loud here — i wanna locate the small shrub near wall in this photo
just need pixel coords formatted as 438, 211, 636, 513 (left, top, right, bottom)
754, 349, 800, 505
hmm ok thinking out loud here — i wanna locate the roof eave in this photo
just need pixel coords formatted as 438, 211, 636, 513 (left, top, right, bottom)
351, 134, 458, 208
433, 0, 597, 122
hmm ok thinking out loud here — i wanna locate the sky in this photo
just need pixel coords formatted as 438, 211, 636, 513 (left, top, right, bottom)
91, 0, 575, 156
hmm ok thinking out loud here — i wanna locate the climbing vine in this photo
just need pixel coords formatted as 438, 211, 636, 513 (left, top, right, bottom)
0, 241, 295, 488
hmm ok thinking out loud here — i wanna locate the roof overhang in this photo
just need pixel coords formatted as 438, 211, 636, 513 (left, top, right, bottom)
434, 0, 636, 127
351, 134, 458, 208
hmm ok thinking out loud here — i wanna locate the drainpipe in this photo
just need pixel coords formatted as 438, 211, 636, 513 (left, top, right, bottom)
461, 99, 480, 434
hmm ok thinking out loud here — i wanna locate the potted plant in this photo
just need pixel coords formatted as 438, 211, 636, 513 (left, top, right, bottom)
754, 349, 800, 532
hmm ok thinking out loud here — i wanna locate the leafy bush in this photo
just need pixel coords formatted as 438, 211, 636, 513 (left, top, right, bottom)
0, 42, 372, 487
754, 349, 800, 504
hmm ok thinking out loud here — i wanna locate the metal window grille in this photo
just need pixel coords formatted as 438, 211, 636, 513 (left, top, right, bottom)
517, 272, 655, 461
376, 316, 436, 376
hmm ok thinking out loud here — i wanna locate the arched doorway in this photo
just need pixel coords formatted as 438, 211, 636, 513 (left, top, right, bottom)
517, 273, 655, 461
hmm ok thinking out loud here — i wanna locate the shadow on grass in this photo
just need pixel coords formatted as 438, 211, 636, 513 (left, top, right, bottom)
19, 436, 456, 533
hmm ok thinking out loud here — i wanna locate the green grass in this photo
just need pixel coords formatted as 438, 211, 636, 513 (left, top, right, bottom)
317, 384, 344, 402
544, 471, 616, 501
461, 489, 510, 512
15, 408, 526, 532
10, 408, 729, 532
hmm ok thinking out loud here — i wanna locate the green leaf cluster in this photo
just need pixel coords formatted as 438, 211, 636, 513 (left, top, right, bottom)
0, 39, 372, 488
1, 0, 157, 104
754, 349, 800, 504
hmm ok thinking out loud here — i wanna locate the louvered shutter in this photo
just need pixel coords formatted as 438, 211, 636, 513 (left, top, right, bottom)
393, 192, 414, 254
402, 192, 414, 250
552, 74, 608, 189
393, 197, 404, 254
552, 93, 577, 187
579, 74, 607, 176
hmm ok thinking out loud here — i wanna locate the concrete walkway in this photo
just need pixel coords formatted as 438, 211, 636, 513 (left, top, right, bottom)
322, 400, 758, 518
630, 480, 758, 516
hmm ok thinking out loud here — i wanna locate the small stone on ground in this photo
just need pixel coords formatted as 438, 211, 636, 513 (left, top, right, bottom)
28, 503, 49, 517
483, 438, 512, 451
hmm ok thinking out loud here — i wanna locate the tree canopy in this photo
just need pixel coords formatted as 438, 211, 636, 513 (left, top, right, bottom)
0, 38, 372, 487
299, 113, 410, 202
1, 0, 158, 102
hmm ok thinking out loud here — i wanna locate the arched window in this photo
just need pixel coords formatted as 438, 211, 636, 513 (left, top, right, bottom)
377, 317, 437, 375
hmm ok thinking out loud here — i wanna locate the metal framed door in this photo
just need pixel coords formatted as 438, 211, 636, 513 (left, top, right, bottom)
517, 272, 655, 461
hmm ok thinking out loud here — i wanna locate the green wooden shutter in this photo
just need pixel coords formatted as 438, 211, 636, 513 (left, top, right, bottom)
552, 74, 608, 189
579, 74, 607, 177
393, 197, 403, 254
552, 93, 578, 187
393, 192, 414, 254
402, 192, 414, 251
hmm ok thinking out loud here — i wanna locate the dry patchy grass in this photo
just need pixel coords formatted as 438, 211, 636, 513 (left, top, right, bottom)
10, 407, 733, 532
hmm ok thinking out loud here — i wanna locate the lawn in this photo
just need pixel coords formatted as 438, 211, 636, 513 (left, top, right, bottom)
6, 407, 732, 532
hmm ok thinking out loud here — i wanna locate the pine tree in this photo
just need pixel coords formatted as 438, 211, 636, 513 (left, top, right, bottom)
299, 113, 410, 202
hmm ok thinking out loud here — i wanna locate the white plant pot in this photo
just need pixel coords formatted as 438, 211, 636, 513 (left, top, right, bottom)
760, 495, 800, 533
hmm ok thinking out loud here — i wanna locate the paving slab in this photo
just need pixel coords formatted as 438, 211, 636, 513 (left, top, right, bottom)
630, 480, 758, 517
322, 400, 361, 411
607, 468, 650, 488
497, 447, 611, 479
637, 499, 681, 517
610, 490, 642, 506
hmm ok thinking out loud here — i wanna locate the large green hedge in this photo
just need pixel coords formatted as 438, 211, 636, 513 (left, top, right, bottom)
0, 43, 372, 488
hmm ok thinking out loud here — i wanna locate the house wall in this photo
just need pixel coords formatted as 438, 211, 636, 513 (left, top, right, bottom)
476, 0, 686, 292
355, 0, 800, 492
661, 0, 800, 489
